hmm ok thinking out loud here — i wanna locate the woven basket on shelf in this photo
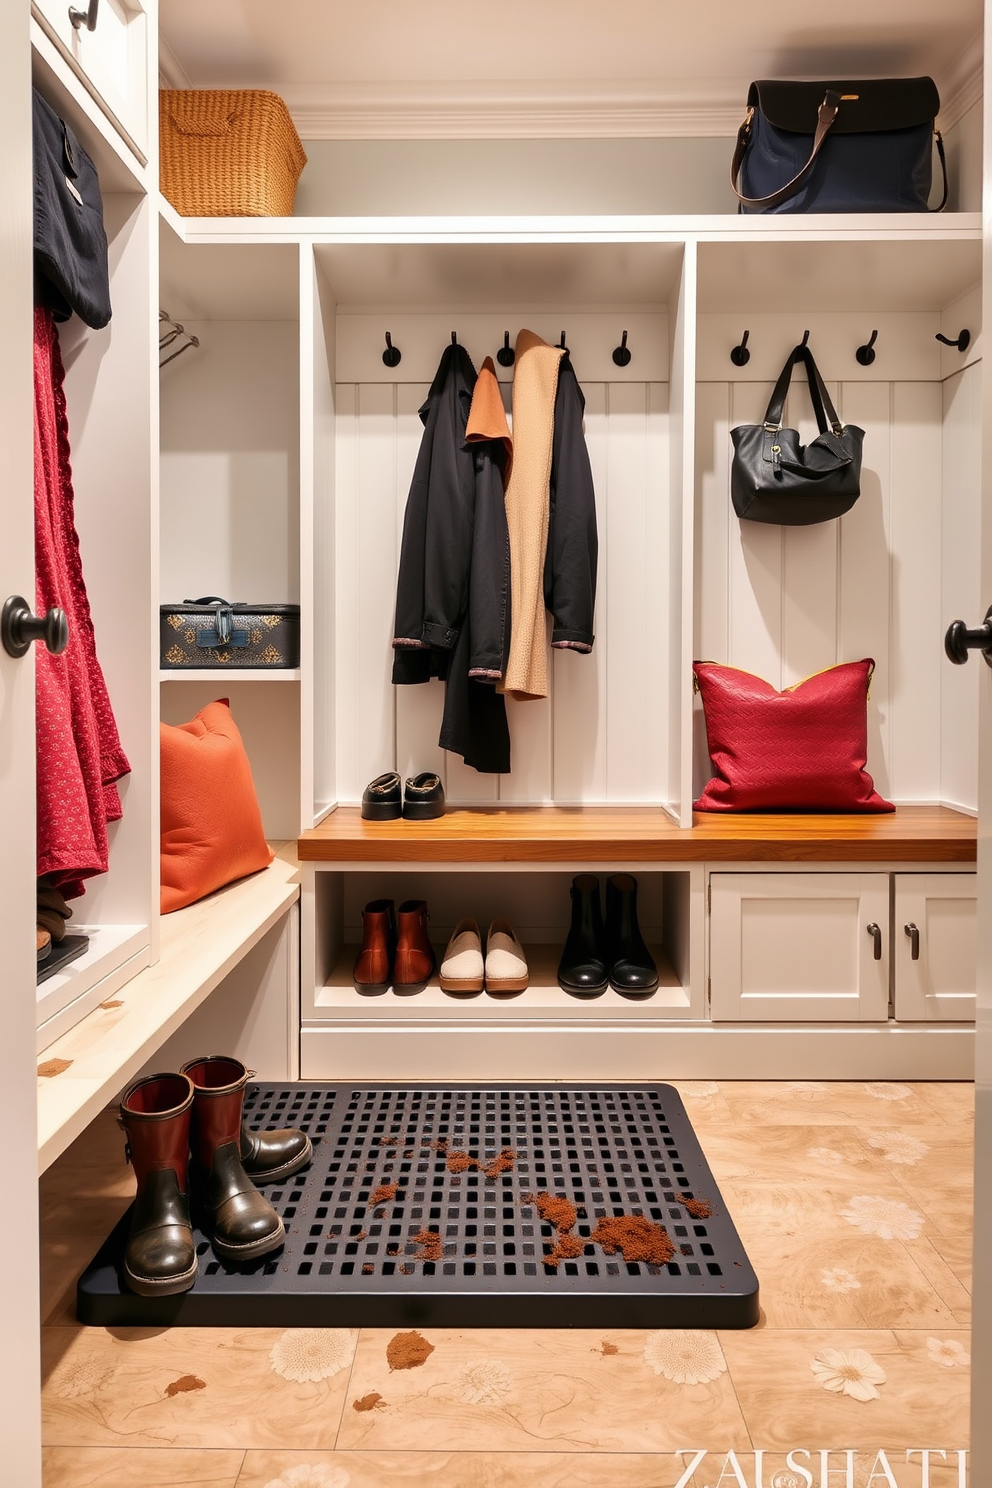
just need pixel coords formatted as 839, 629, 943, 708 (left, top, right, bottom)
159, 89, 307, 217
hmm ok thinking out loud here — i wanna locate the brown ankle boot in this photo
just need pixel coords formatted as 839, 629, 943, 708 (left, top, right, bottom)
393, 899, 436, 988
353, 898, 395, 990
180, 1056, 285, 1263
119, 1072, 197, 1296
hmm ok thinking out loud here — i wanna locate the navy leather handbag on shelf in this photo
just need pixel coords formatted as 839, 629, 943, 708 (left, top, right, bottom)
731, 77, 947, 214
730, 342, 864, 526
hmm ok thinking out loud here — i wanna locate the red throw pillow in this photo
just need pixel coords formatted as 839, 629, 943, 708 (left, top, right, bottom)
160, 698, 273, 912
693, 659, 894, 813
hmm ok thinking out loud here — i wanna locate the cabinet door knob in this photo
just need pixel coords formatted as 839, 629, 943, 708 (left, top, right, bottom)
1, 595, 69, 658
68, 0, 99, 30
904, 922, 920, 961
944, 605, 992, 666
866, 922, 882, 960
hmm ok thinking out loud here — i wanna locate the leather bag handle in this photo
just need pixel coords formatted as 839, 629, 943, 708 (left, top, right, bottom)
764, 343, 844, 435
731, 91, 841, 209
731, 90, 949, 211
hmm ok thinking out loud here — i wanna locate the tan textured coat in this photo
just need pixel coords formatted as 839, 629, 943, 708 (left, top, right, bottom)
499, 329, 565, 700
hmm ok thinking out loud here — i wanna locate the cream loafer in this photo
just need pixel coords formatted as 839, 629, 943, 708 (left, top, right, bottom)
485, 918, 529, 991
439, 917, 484, 992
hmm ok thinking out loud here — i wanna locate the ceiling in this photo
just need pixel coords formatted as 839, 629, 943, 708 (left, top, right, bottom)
159, 0, 983, 139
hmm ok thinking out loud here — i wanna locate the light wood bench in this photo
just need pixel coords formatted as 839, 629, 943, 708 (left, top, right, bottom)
36, 851, 300, 1173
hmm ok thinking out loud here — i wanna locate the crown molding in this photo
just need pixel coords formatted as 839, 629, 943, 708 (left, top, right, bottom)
156, 47, 984, 141
278, 80, 745, 140
937, 33, 983, 130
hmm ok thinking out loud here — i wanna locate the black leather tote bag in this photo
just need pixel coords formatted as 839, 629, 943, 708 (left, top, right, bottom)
33, 88, 112, 329
731, 343, 864, 525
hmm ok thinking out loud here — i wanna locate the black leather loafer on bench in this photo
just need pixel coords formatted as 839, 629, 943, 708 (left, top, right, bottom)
361, 772, 402, 820
403, 772, 445, 820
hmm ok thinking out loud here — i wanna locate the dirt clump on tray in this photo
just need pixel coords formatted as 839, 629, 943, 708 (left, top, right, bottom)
589, 1215, 675, 1265
369, 1182, 398, 1206
411, 1228, 443, 1261
675, 1194, 713, 1219
386, 1330, 435, 1370
525, 1191, 577, 1233
443, 1146, 517, 1179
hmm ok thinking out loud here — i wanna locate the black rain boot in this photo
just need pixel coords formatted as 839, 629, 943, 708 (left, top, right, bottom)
605, 873, 658, 995
557, 874, 608, 996
181, 1056, 285, 1263
118, 1072, 198, 1297
240, 1120, 313, 1185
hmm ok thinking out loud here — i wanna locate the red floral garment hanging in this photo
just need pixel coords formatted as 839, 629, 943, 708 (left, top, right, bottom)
34, 305, 130, 899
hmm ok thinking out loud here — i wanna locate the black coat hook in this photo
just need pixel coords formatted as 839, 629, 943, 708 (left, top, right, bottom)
856, 329, 878, 366
557, 330, 568, 352
496, 331, 515, 368
935, 328, 971, 352
382, 331, 401, 368
612, 330, 632, 367
799, 329, 810, 349
451, 331, 458, 345
730, 329, 750, 367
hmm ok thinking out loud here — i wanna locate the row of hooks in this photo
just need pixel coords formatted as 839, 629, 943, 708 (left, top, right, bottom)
381, 329, 635, 369
729, 325, 972, 367
159, 309, 199, 369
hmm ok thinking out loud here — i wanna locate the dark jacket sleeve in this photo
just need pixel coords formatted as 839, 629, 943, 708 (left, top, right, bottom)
392, 344, 477, 668
467, 440, 511, 679
543, 356, 597, 651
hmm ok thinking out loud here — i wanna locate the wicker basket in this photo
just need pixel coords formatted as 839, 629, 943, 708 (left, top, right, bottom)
159, 90, 307, 217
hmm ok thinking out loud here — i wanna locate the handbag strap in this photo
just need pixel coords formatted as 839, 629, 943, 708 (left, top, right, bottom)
764, 343, 844, 435
731, 91, 841, 209
731, 92, 949, 212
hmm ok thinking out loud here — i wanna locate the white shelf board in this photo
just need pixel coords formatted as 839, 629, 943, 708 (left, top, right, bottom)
36, 924, 150, 1050
36, 853, 300, 1173
314, 941, 688, 1020
159, 669, 302, 682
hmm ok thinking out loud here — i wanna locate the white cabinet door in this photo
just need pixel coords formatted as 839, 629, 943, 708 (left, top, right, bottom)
709, 873, 891, 1022
893, 875, 977, 1022
31, 0, 149, 155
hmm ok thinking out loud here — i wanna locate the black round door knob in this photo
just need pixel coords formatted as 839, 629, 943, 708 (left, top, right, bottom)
1, 595, 69, 659
944, 606, 992, 667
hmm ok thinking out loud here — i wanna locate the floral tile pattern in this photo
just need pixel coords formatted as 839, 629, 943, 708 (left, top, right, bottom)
37, 1082, 974, 1474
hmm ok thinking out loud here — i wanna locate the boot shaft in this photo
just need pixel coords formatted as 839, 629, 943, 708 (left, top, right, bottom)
355, 898, 395, 986
180, 1055, 248, 1170
569, 873, 604, 942
605, 872, 638, 949
119, 1072, 194, 1192
394, 898, 434, 984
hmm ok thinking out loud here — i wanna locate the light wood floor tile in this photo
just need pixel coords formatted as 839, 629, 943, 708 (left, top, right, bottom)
41, 1236, 99, 1325
42, 1446, 245, 1487
667, 1081, 736, 1123
742, 1232, 960, 1331
694, 1123, 879, 1186
335, 1328, 750, 1454
889, 1162, 974, 1240
909, 1082, 975, 1126
719, 1082, 938, 1128
41, 1326, 357, 1450
927, 1234, 973, 1295
719, 1328, 971, 1450
715, 1176, 937, 1249
237, 1449, 704, 1488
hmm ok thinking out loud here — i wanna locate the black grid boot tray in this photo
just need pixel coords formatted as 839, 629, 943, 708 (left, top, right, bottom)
77, 1083, 759, 1328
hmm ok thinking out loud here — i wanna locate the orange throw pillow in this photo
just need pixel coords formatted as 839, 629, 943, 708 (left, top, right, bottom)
160, 698, 273, 913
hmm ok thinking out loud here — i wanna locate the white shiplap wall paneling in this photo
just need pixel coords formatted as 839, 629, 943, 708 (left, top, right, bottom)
332, 313, 672, 806
694, 340, 979, 808
335, 312, 667, 384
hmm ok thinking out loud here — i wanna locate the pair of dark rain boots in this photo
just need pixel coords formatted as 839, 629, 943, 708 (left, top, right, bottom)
118, 1055, 312, 1297
557, 873, 659, 997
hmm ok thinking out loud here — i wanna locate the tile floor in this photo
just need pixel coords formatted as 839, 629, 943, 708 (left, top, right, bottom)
39, 1080, 974, 1487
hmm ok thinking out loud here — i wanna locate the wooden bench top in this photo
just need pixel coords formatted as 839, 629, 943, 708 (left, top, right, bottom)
36, 851, 300, 1173
298, 804, 976, 865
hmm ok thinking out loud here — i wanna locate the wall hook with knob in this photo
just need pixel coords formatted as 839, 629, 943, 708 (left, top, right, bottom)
496, 331, 515, 368
729, 330, 750, 367
935, 329, 971, 352
855, 329, 878, 366
2, 596, 69, 659
612, 330, 632, 367
382, 332, 401, 368
944, 604, 992, 667
68, 0, 99, 31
